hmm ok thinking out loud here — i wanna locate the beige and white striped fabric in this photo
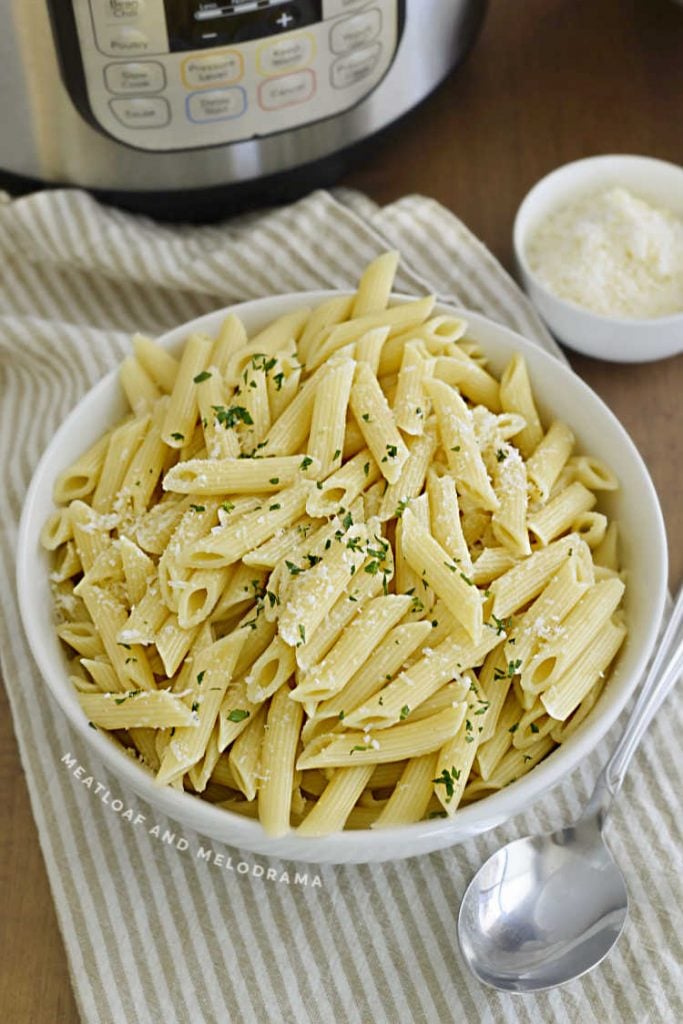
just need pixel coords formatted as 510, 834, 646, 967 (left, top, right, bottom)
1, 188, 680, 1024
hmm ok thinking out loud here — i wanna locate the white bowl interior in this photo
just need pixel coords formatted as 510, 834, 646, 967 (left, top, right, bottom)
17, 294, 668, 863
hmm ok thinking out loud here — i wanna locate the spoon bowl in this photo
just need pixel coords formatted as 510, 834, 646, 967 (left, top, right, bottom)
458, 818, 629, 992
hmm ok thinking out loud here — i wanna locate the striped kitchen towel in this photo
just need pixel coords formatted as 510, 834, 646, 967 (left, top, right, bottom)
1, 187, 681, 1024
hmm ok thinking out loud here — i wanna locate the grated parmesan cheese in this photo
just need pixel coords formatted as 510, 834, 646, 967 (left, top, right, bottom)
527, 186, 683, 318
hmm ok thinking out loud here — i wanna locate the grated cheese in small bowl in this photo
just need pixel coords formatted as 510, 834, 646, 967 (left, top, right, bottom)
513, 155, 683, 362
526, 186, 683, 320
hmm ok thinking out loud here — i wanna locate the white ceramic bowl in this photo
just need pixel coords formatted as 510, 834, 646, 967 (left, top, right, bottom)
17, 294, 668, 864
513, 154, 683, 363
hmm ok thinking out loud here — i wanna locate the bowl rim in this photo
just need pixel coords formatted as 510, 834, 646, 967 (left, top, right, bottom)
16, 291, 669, 861
512, 153, 683, 328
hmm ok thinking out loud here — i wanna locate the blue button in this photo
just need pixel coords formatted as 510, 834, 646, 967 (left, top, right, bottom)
186, 87, 247, 123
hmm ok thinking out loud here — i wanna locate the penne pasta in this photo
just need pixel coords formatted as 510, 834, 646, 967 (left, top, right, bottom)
45, 251, 626, 836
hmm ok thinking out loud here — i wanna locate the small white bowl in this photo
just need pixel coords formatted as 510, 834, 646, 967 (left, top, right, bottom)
513, 155, 683, 363
17, 294, 668, 864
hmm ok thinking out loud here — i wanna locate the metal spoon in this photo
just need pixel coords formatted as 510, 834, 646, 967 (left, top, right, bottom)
458, 583, 683, 993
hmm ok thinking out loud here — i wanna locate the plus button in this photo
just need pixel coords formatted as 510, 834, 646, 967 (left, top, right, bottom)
275, 11, 294, 29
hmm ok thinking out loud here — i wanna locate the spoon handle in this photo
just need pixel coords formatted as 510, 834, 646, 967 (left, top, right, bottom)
588, 583, 683, 823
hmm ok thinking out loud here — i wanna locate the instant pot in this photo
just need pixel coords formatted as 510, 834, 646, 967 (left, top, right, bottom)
0, 1, 487, 218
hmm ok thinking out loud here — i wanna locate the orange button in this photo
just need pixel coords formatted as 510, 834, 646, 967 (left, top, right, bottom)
181, 51, 243, 89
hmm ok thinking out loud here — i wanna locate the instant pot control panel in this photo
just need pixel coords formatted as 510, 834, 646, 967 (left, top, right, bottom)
52, 1, 402, 151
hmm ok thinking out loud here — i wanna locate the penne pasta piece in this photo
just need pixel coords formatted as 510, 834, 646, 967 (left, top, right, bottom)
211, 314, 248, 377
133, 333, 179, 392
355, 326, 390, 375
163, 454, 317, 495
50, 540, 82, 583
57, 620, 104, 660
426, 378, 499, 511
489, 533, 579, 619
258, 684, 304, 836
245, 635, 296, 702
267, 346, 302, 422
278, 520, 370, 648
135, 495, 188, 555
307, 296, 435, 372
182, 484, 311, 569
217, 677, 262, 753
393, 340, 435, 435
156, 629, 247, 785
526, 420, 575, 502
378, 315, 467, 376
475, 690, 521, 781
291, 594, 411, 702
297, 295, 354, 364
593, 521, 619, 571
120, 356, 161, 416
480, 735, 556, 789
491, 444, 532, 557
345, 622, 501, 731
155, 614, 200, 678
427, 469, 472, 570
92, 414, 149, 513
293, 553, 385, 671
226, 308, 311, 383
79, 690, 196, 730
297, 706, 466, 770
565, 455, 618, 491
372, 753, 439, 828
549, 678, 606, 743
53, 432, 111, 505
351, 250, 399, 317
119, 535, 154, 604
162, 331, 213, 449
228, 704, 268, 801
349, 362, 410, 485
470, 547, 518, 585
498, 353, 543, 457
195, 370, 241, 460
504, 553, 592, 674
527, 481, 596, 546
79, 583, 156, 691
377, 425, 437, 522
541, 618, 626, 721
433, 694, 490, 815
511, 701, 557, 749
306, 356, 355, 478
572, 511, 608, 549
315, 620, 434, 724
522, 577, 625, 694
41, 506, 75, 552
400, 507, 483, 641
433, 352, 501, 411
297, 765, 374, 836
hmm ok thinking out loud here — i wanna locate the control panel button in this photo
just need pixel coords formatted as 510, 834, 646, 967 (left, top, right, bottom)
181, 51, 243, 89
101, 26, 151, 55
258, 69, 316, 110
330, 9, 381, 53
268, 6, 304, 32
322, 0, 371, 18
104, 61, 165, 94
109, 96, 170, 127
257, 34, 315, 76
186, 88, 247, 122
102, 0, 146, 20
331, 43, 381, 88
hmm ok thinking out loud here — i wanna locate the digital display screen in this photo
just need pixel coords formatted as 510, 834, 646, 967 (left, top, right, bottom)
164, 0, 323, 50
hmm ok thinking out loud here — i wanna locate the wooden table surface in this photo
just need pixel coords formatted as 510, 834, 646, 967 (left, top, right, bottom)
2, 0, 682, 1020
